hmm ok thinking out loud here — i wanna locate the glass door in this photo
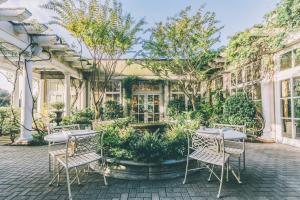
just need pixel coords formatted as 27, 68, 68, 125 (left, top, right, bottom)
280, 77, 300, 139
132, 94, 160, 123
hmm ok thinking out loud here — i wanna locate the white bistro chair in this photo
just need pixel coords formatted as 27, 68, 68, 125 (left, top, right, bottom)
56, 132, 107, 200
47, 124, 80, 173
213, 124, 246, 172
183, 130, 229, 198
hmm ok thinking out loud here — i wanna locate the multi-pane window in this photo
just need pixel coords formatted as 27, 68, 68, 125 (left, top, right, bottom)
170, 82, 187, 110
105, 81, 121, 103
280, 51, 292, 70
48, 80, 64, 104
280, 78, 300, 139
230, 63, 262, 109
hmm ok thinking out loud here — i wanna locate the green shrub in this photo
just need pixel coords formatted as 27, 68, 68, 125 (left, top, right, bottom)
62, 108, 95, 126
129, 130, 165, 162
222, 92, 260, 134
103, 100, 123, 120
167, 98, 186, 118
164, 126, 187, 160
29, 131, 48, 146
99, 118, 187, 163
51, 102, 65, 111
0, 107, 20, 137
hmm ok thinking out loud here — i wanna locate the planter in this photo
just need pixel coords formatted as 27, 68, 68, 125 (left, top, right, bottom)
103, 158, 196, 180
53, 110, 63, 126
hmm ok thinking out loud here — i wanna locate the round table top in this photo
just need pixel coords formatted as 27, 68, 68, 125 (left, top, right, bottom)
196, 128, 246, 140
44, 130, 97, 143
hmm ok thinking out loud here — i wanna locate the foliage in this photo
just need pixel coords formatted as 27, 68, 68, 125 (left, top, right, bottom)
130, 122, 168, 133
265, 0, 300, 30
96, 117, 188, 162
222, 92, 261, 134
122, 76, 139, 99
42, 0, 144, 118
50, 102, 65, 111
0, 107, 20, 136
142, 6, 223, 110
103, 100, 123, 120
225, 0, 300, 68
0, 88, 10, 107
167, 98, 186, 118
62, 107, 95, 126
164, 125, 187, 160
29, 131, 48, 146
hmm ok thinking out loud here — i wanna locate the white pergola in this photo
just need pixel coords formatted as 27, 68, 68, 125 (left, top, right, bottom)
0, 4, 90, 143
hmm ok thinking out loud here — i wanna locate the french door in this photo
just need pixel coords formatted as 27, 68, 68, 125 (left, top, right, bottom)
132, 94, 160, 123
280, 77, 300, 139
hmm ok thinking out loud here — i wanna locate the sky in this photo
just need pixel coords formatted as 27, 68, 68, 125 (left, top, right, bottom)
0, 0, 281, 92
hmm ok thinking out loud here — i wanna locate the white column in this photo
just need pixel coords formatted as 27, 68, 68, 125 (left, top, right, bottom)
12, 73, 20, 107
80, 80, 87, 110
17, 60, 33, 143
163, 81, 170, 119
37, 79, 45, 113
64, 73, 71, 115
261, 79, 275, 140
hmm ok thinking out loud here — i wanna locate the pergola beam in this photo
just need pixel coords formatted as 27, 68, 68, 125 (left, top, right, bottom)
0, 8, 31, 22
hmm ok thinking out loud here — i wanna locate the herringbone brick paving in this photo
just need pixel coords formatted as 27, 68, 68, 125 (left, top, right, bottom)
0, 143, 300, 200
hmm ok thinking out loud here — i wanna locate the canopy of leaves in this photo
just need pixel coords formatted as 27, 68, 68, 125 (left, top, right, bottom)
142, 6, 223, 110
225, 0, 300, 66
42, 0, 144, 59
143, 6, 222, 79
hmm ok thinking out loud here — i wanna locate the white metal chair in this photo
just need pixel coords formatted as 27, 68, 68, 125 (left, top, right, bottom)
47, 124, 80, 173
213, 124, 246, 171
56, 132, 107, 200
183, 130, 229, 198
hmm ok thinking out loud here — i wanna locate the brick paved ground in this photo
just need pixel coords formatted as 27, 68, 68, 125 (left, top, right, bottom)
0, 143, 300, 200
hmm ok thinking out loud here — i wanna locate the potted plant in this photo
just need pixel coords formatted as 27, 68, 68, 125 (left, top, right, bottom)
51, 102, 65, 126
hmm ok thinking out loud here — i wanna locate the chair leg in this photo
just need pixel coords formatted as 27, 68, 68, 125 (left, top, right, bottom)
100, 162, 108, 186
208, 165, 215, 182
183, 157, 189, 184
57, 164, 61, 187
75, 167, 81, 185
217, 164, 224, 198
243, 151, 246, 170
65, 167, 73, 200
226, 161, 229, 182
49, 154, 51, 172
238, 157, 241, 181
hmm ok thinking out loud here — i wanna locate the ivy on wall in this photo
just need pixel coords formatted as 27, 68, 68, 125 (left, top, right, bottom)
122, 76, 166, 99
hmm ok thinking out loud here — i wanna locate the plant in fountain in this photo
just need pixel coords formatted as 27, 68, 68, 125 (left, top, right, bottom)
42, 0, 144, 119
51, 102, 64, 126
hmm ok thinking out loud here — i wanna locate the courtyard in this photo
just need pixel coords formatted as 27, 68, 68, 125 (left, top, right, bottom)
0, 143, 300, 200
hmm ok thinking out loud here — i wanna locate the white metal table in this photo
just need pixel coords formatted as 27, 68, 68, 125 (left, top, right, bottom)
44, 130, 97, 143
196, 128, 247, 140
196, 127, 246, 183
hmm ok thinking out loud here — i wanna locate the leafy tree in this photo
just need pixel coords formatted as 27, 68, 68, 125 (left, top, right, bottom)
42, 0, 144, 118
0, 89, 10, 107
141, 6, 223, 110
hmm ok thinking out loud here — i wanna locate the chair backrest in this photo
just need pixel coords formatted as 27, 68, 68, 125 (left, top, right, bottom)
191, 131, 225, 154
48, 124, 80, 135
213, 123, 246, 133
66, 131, 105, 158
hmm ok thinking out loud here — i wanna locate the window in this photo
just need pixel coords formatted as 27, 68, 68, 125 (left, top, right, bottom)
170, 82, 187, 110
280, 51, 292, 70
105, 81, 121, 103
294, 49, 300, 67
132, 81, 160, 92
